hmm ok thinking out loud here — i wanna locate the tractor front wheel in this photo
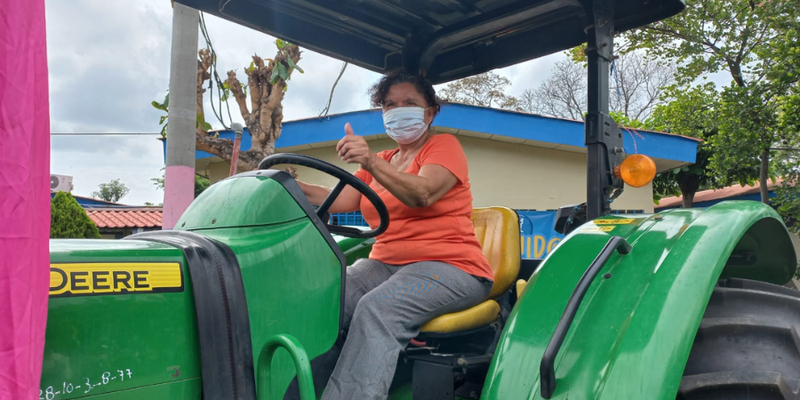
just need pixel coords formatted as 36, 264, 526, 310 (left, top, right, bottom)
679, 278, 800, 400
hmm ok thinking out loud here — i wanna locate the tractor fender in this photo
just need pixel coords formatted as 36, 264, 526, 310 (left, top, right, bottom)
481, 201, 797, 400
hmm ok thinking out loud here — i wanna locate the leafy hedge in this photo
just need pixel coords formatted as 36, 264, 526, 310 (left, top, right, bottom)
51, 192, 101, 239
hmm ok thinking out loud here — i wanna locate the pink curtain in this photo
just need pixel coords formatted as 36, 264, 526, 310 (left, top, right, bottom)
0, 0, 51, 398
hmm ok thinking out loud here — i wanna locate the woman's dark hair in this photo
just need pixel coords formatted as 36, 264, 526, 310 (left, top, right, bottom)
369, 71, 441, 116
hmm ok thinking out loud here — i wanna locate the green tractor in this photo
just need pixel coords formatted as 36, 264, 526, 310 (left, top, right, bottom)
44, 0, 799, 399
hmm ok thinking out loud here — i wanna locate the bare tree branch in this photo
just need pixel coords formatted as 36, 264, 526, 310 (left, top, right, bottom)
224, 70, 250, 122
196, 49, 212, 136
523, 51, 675, 122
439, 72, 518, 109
193, 42, 303, 172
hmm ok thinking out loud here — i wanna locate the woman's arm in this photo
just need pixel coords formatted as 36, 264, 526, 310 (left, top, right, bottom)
363, 159, 457, 208
296, 180, 362, 214
337, 123, 457, 208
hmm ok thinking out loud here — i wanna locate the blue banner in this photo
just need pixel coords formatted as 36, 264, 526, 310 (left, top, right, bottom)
518, 210, 564, 259
333, 209, 565, 260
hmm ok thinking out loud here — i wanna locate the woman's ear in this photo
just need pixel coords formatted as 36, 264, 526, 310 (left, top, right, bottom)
424, 107, 435, 125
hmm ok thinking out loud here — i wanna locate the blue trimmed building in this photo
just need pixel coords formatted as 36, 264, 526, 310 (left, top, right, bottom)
193, 103, 699, 212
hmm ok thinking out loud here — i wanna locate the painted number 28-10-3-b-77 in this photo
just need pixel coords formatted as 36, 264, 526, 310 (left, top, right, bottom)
39, 369, 133, 400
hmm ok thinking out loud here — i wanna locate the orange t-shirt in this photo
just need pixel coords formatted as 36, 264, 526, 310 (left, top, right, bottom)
353, 134, 493, 281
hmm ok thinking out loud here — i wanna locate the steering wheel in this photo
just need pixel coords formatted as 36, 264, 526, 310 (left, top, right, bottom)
258, 153, 389, 239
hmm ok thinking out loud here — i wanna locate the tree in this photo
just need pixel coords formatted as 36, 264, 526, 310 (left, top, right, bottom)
609, 52, 677, 121
519, 58, 586, 120
151, 172, 210, 198
92, 179, 130, 203
154, 39, 303, 173
773, 157, 799, 235
194, 175, 210, 197
51, 192, 102, 239
766, 2, 800, 228
626, 0, 800, 204
646, 83, 729, 207
439, 72, 519, 109
519, 49, 676, 121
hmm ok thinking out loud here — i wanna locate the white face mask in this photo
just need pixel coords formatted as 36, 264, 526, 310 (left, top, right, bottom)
382, 106, 429, 144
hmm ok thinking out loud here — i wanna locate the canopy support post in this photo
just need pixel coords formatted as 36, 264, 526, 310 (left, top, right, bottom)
585, 0, 623, 220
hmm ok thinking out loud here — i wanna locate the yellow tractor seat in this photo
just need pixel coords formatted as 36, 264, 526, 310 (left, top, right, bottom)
420, 207, 521, 334
516, 279, 528, 299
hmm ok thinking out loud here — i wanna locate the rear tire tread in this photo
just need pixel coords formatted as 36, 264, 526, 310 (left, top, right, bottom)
680, 371, 797, 400
679, 279, 800, 400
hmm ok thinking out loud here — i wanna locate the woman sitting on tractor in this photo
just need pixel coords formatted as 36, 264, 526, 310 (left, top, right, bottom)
293, 71, 494, 400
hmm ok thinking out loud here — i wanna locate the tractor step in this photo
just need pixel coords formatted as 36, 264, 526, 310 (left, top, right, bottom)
406, 354, 493, 400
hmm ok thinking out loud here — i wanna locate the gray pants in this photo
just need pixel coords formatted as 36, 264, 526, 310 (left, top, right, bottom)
285, 258, 492, 400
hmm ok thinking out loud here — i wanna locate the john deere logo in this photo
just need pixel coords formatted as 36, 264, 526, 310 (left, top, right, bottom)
49, 263, 183, 297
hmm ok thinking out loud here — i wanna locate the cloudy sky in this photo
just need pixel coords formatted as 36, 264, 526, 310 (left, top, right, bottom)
47, 0, 562, 205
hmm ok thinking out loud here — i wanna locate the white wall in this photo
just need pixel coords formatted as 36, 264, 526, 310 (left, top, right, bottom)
457, 135, 653, 212
201, 134, 655, 212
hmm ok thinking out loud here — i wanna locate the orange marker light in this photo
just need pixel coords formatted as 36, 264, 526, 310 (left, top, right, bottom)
614, 154, 656, 188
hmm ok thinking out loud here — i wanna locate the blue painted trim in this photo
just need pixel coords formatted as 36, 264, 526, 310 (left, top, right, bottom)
189, 109, 385, 160
436, 104, 697, 163
188, 104, 698, 163
50, 192, 123, 207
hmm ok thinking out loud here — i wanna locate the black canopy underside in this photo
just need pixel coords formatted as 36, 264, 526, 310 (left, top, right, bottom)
176, 0, 684, 84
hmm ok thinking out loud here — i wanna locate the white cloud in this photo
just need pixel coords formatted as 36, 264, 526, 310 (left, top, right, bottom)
45, 0, 558, 205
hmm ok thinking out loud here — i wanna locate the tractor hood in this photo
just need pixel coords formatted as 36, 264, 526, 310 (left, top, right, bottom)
174, 0, 684, 84
175, 172, 309, 230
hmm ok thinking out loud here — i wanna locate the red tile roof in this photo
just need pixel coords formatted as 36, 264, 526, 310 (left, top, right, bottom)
656, 179, 782, 209
86, 207, 162, 229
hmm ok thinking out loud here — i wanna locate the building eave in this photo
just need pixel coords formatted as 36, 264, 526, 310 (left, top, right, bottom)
190, 103, 699, 171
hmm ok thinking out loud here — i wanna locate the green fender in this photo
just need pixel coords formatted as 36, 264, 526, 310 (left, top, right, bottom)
481, 201, 797, 400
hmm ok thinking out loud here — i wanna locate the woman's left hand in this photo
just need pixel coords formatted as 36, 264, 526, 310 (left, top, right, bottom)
337, 123, 373, 168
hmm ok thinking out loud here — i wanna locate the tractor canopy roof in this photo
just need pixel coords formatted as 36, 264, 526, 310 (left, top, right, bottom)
174, 0, 684, 84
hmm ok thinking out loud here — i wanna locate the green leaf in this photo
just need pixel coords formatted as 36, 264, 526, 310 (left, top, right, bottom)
159, 115, 167, 125
286, 57, 304, 74
653, 193, 663, 202
672, 168, 681, 174
196, 114, 212, 132
277, 63, 289, 80
276, 38, 285, 49
270, 65, 279, 84
151, 100, 167, 112
270, 63, 288, 84
246, 60, 255, 74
